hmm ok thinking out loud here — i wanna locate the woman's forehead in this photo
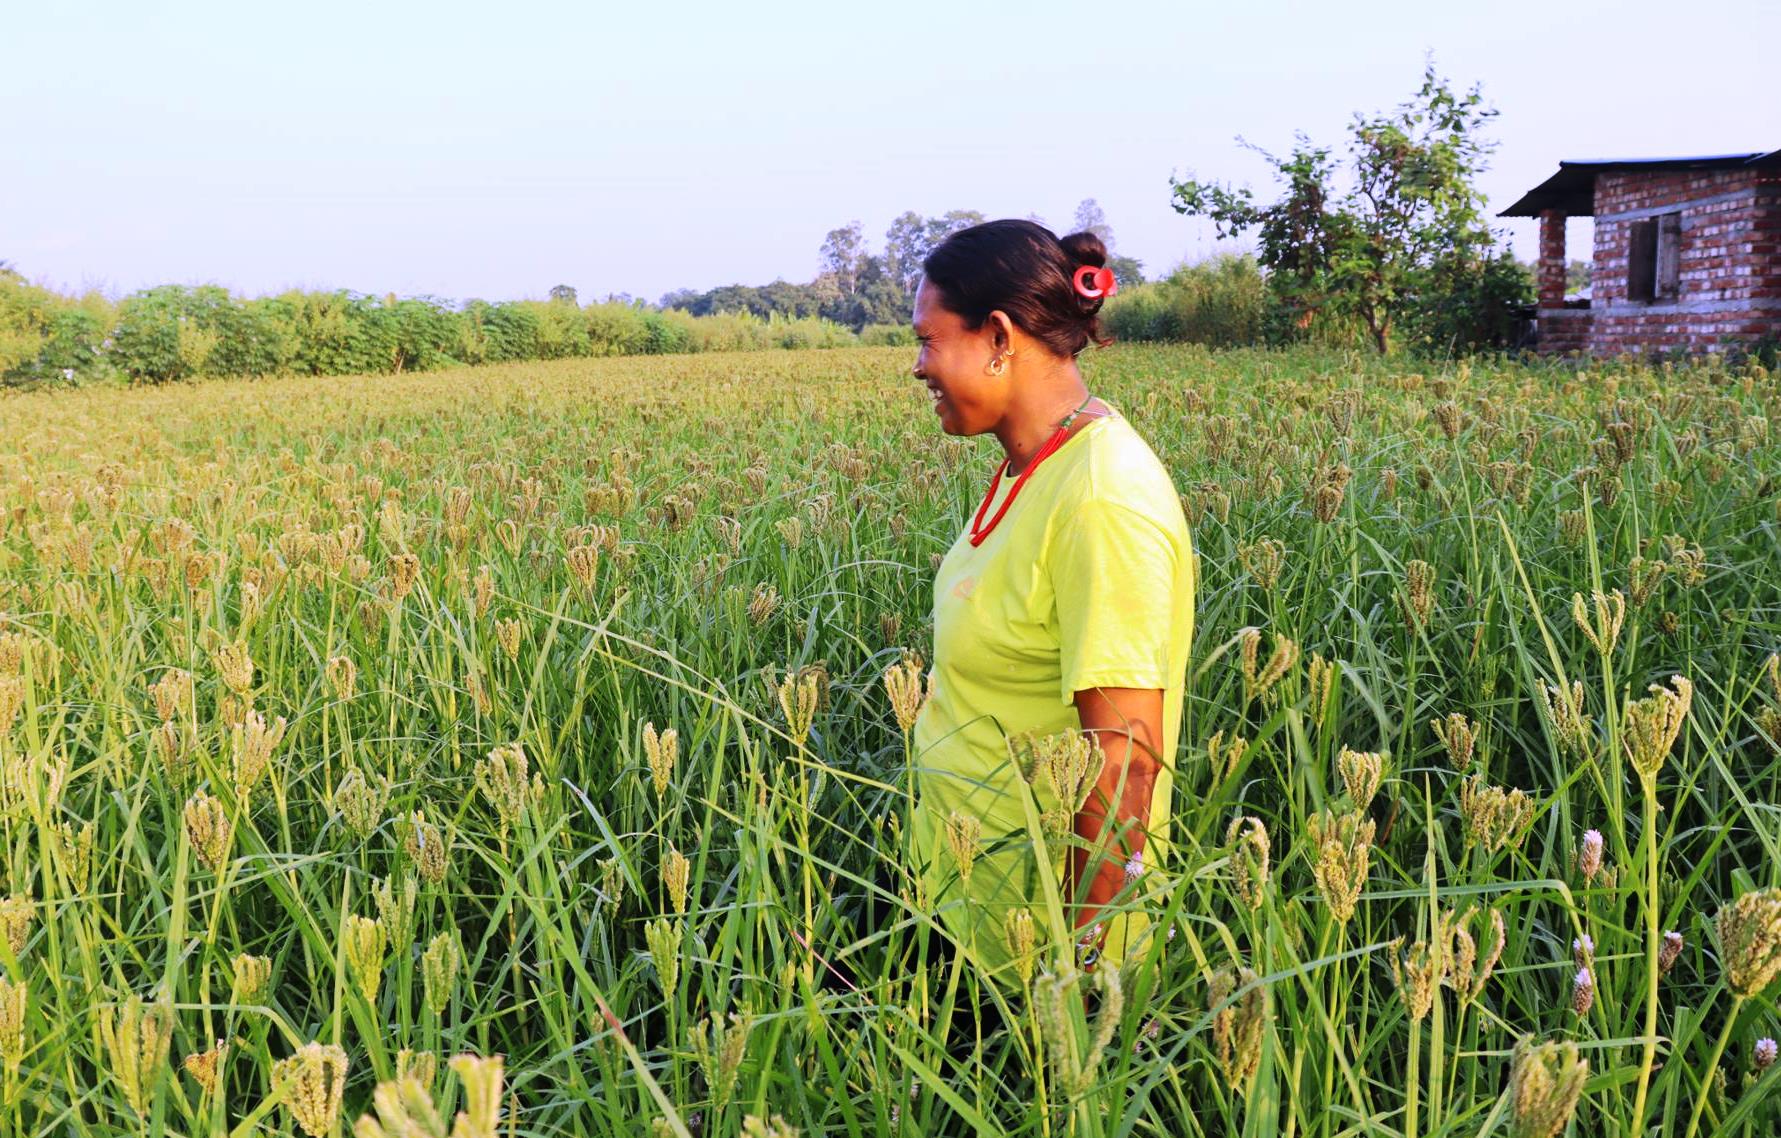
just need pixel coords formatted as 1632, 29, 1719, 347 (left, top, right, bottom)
912, 283, 961, 332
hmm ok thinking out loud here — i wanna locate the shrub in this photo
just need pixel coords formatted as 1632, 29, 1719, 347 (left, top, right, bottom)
1102, 254, 1269, 347
859, 324, 916, 347
0, 271, 112, 384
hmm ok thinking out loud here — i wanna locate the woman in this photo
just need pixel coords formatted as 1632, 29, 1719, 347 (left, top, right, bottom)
906, 219, 1197, 989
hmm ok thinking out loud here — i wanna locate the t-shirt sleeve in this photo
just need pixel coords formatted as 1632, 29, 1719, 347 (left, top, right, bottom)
1049, 496, 1179, 704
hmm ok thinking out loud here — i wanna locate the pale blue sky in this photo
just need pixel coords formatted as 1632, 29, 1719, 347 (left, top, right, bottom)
5, 0, 1775, 305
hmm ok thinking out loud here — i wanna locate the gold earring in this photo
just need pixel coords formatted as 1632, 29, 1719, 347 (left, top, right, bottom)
988, 348, 1011, 377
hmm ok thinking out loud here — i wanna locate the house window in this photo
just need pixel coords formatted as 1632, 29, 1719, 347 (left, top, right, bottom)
1627, 212, 1681, 302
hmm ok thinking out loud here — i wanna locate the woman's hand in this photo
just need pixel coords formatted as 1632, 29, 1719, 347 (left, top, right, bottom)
1067, 685, 1164, 964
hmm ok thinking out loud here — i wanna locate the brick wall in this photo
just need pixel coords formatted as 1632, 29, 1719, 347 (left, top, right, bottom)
1538, 309, 1593, 354
1573, 168, 1781, 355
1537, 210, 1568, 307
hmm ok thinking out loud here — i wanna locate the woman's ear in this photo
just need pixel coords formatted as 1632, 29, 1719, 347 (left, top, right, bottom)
986, 310, 1016, 353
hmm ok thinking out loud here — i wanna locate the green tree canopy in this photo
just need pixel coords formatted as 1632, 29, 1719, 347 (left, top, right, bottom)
1169, 61, 1524, 353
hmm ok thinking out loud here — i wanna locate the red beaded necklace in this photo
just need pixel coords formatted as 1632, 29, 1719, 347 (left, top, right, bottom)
968, 394, 1100, 547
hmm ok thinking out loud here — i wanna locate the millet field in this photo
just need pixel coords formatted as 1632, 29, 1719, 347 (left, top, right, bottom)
1, 343, 1780, 1137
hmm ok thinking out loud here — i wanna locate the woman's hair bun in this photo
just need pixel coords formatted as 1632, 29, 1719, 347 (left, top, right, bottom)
920, 218, 1117, 357
1059, 230, 1108, 269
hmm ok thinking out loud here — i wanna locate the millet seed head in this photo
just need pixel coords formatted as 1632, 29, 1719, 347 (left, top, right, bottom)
1716, 888, 1781, 998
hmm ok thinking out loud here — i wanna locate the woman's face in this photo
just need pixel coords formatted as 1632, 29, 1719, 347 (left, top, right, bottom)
911, 276, 1009, 435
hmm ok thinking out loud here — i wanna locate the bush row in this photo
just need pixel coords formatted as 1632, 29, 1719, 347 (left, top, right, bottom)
0, 272, 863, 386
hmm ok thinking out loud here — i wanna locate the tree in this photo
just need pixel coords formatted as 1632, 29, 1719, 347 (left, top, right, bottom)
1566, 259, 1591, 295
1107, 254, 1146, 288
1072, 198, 1114, 245
549, 284, 578, 306
884, 212, 928, 295
1068, 199, 1143, 286
819, 222, 864, 296
1169, 61, 1519, 353
885, 210, 985, 295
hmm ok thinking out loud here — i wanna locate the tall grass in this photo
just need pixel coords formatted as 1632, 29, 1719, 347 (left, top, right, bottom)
0, 344, 1778, 1135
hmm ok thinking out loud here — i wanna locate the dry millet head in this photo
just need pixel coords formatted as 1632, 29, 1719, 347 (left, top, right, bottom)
882, 650, 927, 735
230, 709, 289, 805
1237, 537, 1286, 591
1004, 909, 1038, 984
1510, 1037, 1588, 1138
272, 1041, 349, 1138
1431, 712, 1478, 771
1538, 677, 1594, 757
1208, 965, 1267, 1093
1458, 776, 1535, 853
100, 994, 175, 1120
662, 842, 691, 914
1401, 560, 1436, 629
324, 655, 356, 700
564, 543, 600, 594
395, 1046, 437, 1088
422, 931, 461, 1017
1237, 627, 1298, 705
473, 564, 495, 617
644, 917, 681, 998
334, 768, 388, 839
1626, 556, 1668, 610
231, 954, 272, 1005
402, 810, 450, 884
1622, 674, 1693, 783
1571, 588, 1627, 657
150, 667, 193, 722
1224, 815, 1271, 912
776, 667, 819, 747
1337, 747, 1387, 812
0, 894, 32, 956
212, 639, 255, 695
494, 617, 522, 661
1716, 888, 1781, 998
1307, 654, 1335, 717
642, 721, 679, 798
182, 790, 232, 873
749, 582, 782, 626
446, 1053, 505, 1138
373, 874, 418, 957
477, 743, 532, 833
1444, 905, 1506, 1003
0, 980, 27, 1066
1306, 808, 1374, 923
182, 1038, 229, 1097
945, 811, 982, 884
1389, 935, 1441, 1022
691, 1008, 754, 1113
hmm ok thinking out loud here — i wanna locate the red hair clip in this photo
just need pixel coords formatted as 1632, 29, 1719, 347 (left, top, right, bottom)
1072, 265, 1118, 299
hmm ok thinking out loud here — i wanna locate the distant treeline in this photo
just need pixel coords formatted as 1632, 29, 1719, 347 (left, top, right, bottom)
0, 271, 872, 386
0, 201, 1166, 386
660, 200, 1147, 333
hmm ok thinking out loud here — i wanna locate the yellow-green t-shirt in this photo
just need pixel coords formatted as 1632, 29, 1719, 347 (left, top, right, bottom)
906, 401, 1197, 987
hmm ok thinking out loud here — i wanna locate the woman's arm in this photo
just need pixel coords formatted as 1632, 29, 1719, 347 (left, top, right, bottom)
1067, 685, 1164, 957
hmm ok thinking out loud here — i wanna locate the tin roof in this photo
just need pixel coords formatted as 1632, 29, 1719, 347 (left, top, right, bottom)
1499, 150, 1781, 217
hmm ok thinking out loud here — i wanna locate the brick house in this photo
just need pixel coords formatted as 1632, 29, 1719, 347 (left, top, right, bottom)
1501, 150, 1781, 356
